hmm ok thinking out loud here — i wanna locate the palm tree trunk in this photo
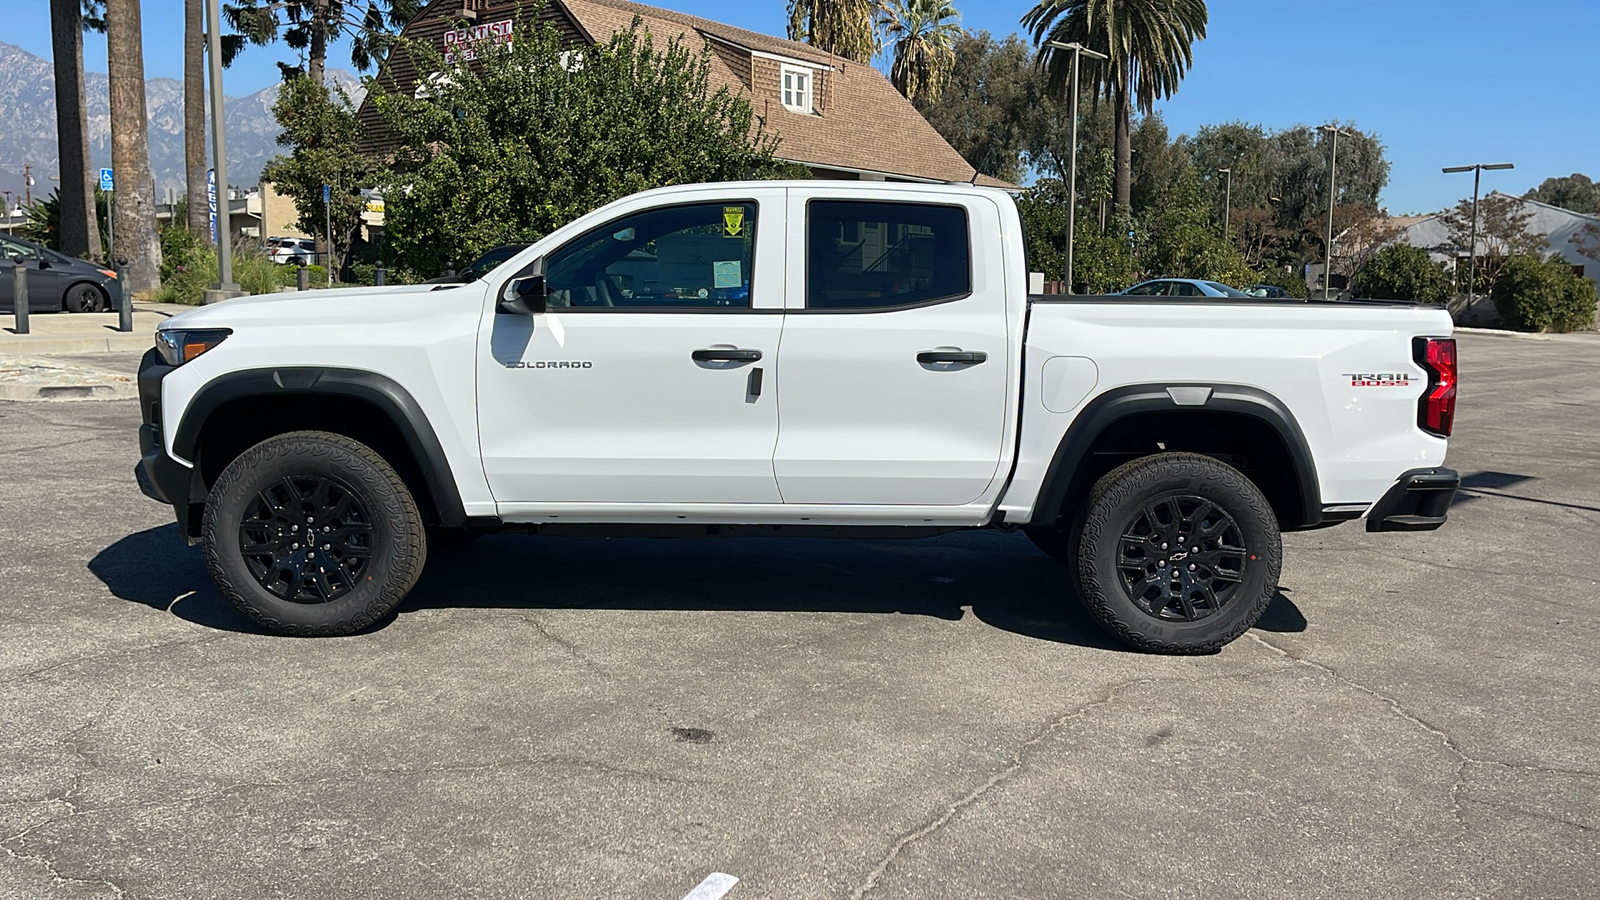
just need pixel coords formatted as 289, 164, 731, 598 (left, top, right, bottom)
1114, 83, 1131, 209
50, 0, 101, 260
105, 0, 162, 295
309, 0, 330, 85
185, 0, 209, 239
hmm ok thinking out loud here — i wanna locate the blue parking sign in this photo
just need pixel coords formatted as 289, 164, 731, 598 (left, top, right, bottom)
99, 168, 114, 191
322, 183, 330, 204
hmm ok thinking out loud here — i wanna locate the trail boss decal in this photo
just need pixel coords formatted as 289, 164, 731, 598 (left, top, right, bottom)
1344, 372, 1413, 387
505, 361, 594, 369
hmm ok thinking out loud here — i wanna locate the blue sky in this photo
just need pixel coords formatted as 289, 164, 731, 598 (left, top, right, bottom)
11, 0, 1597, 213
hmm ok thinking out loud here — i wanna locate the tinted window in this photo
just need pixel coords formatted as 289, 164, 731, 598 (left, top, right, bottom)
0, 237, 40, 261
1204, 281, 1250, 298
545, 202, 755, 309
1172, 282, 1203, 297
1122, 282, 1161, 296
806, 201, 969, 310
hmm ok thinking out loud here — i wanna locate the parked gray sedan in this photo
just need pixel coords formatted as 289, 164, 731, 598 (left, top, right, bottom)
0, 235, 124, 313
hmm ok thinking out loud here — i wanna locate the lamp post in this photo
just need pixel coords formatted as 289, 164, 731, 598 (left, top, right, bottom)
1046, 40, 1108, 295
1319, 125, 1352, 300
1442, 162, 1514, 307
204, 0, 242, 302
1218, 167, 1233, 241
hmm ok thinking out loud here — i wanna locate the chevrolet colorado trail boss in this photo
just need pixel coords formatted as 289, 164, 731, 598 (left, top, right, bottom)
134, 182, 1460, 652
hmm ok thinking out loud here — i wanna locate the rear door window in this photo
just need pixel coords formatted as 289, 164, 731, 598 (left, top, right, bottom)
805, 201, 970, 310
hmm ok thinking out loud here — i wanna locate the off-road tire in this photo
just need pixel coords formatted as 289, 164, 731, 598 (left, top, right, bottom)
1076, 452, 1281, 654
202, 431, 427, 636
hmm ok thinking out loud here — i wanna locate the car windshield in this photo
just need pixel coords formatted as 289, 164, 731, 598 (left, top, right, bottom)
1204, 282, 1251, 298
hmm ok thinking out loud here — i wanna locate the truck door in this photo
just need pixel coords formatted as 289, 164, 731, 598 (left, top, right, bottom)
476, 191, 786, 505
772, 194, 1011, 506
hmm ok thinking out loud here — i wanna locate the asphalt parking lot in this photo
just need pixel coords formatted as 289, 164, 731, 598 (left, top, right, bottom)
2, 331, 1597, 899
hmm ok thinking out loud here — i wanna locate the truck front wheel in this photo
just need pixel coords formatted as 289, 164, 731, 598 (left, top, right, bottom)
201, 431, 428, 636
1075, 453, 1281, 654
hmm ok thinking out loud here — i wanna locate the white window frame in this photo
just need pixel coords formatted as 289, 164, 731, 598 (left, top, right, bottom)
781, 65, 813, 114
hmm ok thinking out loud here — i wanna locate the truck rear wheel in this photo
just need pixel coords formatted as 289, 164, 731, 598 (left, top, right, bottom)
201, 431, 428, 636
1075, 453, 1281, 654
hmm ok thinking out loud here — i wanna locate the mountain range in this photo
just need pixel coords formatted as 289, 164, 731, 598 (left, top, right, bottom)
0, 39, 363, 205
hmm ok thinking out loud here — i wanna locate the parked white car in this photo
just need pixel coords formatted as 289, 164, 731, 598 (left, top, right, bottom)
267, 237, 318, 266
135, 181, 1460, 652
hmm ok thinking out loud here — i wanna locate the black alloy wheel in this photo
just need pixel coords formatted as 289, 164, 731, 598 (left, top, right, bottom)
1115, 495, 1247, 622
65, 284, 103, 313
239, 475, 374, 603
1074, 452, 1281, 654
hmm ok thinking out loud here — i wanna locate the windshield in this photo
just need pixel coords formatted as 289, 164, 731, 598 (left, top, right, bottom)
1204, 282, 1251, 298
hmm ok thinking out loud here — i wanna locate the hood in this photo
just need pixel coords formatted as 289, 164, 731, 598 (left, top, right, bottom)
160, 282, 487, 330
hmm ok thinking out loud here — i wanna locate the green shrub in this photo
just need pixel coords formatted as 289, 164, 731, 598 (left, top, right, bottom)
154, 244, 217, 305
1253, 267, 1310, 299
1355, 244, 1452, 304
1491, 254, 1598, 332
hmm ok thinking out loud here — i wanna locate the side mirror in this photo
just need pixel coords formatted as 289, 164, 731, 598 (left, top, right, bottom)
500, 274, 547, 315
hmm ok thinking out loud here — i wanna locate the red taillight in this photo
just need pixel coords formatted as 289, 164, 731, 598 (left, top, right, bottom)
1414, 337, 1457, 437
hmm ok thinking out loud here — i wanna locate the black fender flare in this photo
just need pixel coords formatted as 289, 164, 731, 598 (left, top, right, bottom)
1028, 383, 1323, 529
171, 366, 478, 528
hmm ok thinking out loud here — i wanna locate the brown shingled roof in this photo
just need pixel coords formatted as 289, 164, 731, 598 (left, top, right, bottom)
555, 0, 1006, 186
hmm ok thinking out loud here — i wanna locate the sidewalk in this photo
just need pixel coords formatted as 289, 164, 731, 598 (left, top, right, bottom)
0, 302, 188, 354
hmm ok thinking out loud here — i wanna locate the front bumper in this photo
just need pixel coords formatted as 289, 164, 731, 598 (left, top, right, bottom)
1365, 467, 1460, 532
133, 347, 198, 541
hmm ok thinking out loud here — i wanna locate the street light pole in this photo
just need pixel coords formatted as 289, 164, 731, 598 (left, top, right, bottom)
1218, 167, 1232, 241
1442, 162, 1515, 308
1319, 125, 1352, 300
1046, 40, 1108, 295
204, 0, 241, 301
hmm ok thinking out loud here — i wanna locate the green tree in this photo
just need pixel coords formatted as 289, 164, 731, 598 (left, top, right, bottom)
1491, 253, 1597, 333
787, 0, 883, 63
1354, 244, 1451, 304
1136, 165, 1256, 285
1023, 0, 1208, 210
1524, 173, 1600, 214
224, 0, 423, 84
916, 31, 1034, 183
373, 17, 783, 278
262, 75, 384, 276
882, 0, 961, 104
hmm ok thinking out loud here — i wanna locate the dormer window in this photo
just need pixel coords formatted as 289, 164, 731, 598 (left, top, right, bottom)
781, 65, 813, 114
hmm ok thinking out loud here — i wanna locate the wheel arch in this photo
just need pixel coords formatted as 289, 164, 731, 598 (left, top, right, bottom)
61, 279, 108, 311
1030, 384, 1322, 531
173, 368, 474, 530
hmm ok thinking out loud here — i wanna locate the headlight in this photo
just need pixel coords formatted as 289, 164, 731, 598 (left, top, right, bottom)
155, 329, 231, 366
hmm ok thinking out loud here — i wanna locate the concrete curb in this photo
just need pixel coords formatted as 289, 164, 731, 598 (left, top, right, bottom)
0, 334, 155, 354
0, 381, 136, 402
0, 355, 139, 402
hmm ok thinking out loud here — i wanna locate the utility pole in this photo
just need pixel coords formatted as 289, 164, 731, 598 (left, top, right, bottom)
23, 163, 34, 207
1442, 162, 1515, 307
1319, 125, 1353, 300
1046, 40, 1108, 295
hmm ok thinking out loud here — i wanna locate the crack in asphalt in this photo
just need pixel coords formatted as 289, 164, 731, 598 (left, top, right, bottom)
1460, 795, 1599, 834
849, 665, 1289, 900
3, 634, 230, 684
494, 612, 611, 679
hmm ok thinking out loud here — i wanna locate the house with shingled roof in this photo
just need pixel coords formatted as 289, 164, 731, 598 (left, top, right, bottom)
355, 0, 1010, 187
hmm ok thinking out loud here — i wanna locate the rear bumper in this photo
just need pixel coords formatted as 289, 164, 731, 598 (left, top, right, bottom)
1365, 467, 1459, 532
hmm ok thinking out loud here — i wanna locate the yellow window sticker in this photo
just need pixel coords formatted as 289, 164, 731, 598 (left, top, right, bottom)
723, 206, 746, 237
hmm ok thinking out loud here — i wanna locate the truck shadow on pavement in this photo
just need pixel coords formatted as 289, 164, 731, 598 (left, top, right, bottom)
90, 525, 1308, 651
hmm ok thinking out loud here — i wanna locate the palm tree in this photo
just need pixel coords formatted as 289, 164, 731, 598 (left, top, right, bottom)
882, 0, 961, 104
787, 0, 884, 64
49, 0, 102, 260
185, 0, 209, 239
223, 0, 422, 84
1022, 0, 1207, 210
105, 0, 162, 293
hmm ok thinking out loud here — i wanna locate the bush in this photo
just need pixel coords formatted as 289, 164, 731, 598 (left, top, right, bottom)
1491, 254, 1598, 332
1253, 267, 1310, 299
1355, 244, 1452, 304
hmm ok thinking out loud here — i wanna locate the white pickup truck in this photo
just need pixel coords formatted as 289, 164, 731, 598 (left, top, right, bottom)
134, 181, 1460, 652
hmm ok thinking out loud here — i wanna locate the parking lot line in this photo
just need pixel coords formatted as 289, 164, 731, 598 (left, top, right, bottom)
679, 872, 739, 900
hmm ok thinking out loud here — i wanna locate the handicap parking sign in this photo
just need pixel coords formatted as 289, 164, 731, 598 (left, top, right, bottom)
99, 168, 114, 191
